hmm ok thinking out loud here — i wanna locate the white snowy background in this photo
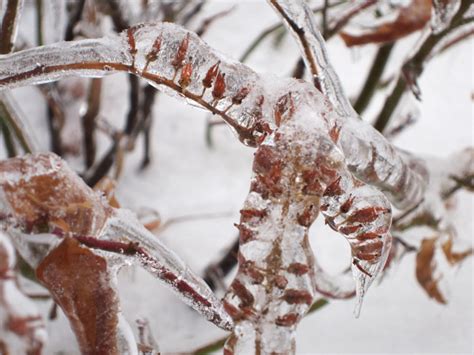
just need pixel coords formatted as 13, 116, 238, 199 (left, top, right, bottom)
6, 0, 473, 354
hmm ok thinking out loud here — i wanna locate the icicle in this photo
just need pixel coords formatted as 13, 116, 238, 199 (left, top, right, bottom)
319, 165, 393, 316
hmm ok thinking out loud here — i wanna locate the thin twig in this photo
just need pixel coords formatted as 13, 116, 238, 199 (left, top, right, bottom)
354, 42, 395, 114
240, 1, 346, 63
35, 0, 43, 46
0, 0, 23, 53
82, 78, 102, 168
85, 141, 119, 187
321, 0, 329, 38
0, 120, 17, 157
64, 0, 86, 41
0, 94, 35, 153
159, 211, 234, 234
325, 0, 376, 39
203, 238, 239, 291
180, 1, 206, 27
139, 85, 157, 168
195, 6, 235, 37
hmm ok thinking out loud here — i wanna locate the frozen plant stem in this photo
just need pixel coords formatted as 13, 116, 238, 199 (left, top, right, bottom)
0, 0, 23, 53
64, 0, 86, 41
82, 78, 102, 168
354, 42, 394, 115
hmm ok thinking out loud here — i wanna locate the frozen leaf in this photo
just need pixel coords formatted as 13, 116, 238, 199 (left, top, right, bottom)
340, 0, 432, 46
93, 176, 121, 208
36, 237, 125, 354
441, 237, 473, 265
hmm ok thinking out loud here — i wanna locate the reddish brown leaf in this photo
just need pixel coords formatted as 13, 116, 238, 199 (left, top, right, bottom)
212, 71, 226, 100
202, 61, 220, 88
93, 176, 120, 208
232, 87, 250, 105
346, 206, 390, 224
441, 237, 473, 265
275, 313, 299, 327
178, 62, 193, 89
282, 289, 313, 305
415, 238, 447, 304
0, 154, 110, 235
340, 0, 432, 46
171, 34, 190, 70
36, 237, 120, 354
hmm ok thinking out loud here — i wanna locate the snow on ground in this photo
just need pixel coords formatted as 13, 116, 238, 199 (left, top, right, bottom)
6, 1, 473, 354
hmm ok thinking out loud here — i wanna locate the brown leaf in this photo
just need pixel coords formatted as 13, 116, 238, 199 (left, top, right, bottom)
441, 237, 473, 265
36, 237, 120, 355
340, 0, 432, 46
0, 153, 110, 235
93, 176, 120, 208
415, 238, 447, 304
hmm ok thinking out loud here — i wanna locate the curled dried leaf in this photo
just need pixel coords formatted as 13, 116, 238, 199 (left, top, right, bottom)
415, 238, 447, 304
441, 237, 473, 265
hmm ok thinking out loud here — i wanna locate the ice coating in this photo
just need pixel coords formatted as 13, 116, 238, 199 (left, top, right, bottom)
0, 35, 133, 88
266, 0, 357, 118
267, 0, 427, 210
0, 153, 233, 336
223, 100, 393, 353
102, 209, 234, 331
0, 22, 426, 208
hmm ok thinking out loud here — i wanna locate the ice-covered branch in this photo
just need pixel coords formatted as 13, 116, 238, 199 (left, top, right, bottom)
0, 22, 426, 209
0, 153, 233, 338
267, 0, 359, 117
